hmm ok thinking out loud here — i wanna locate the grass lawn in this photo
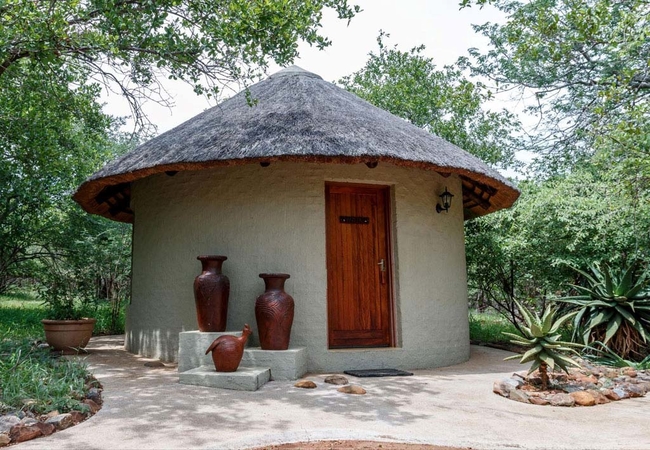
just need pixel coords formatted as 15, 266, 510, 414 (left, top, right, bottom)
0, 290, 121, 416
0, 291, 48, 340
469, 310, 520, 345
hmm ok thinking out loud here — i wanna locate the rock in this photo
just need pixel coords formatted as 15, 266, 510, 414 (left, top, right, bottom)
623, 368, 637, 378
144, 361, 166, 368
570, 391, 596, 406
9, 424, 42, 443
604, 369, 619, 379
549, 393, 575, 407
575, 374, 598, 384
87, 387, 102, 404
19, 418, 37, 426
69, 411, 85, 423
34, 422, 55, 436
563, 385, 584, 393
508, 389, 530, 403
45, 413, 74, 430
39, 410, 59, 422
294, 380, 317, 389
612, 388, 630, 400
493, 378, 523, 397
0, 416, 20, 434
623, 384, 646, 398
37, 343, 50, 350
337, 385, 366, 395
552, 373, 568, 383
602, 389, 620, 401
83, 399, 100, 414
0, 433, 9, 447
324, 375, 349, 385
529, 396, 549, 406
587, 390, 610, 405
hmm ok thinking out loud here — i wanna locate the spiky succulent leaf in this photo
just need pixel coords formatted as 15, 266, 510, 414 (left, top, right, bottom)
541, 307, 555, 334
520, 345, 544, 364
617, 263, 637, 296
530, 322, 544, 338
515, 299, 534, 328
604, 314, 623, 344
502, 332, 537, 345
504, 354, 523, 361
615, 305, 636, 325
527, 359, 542, 375
548, 310, 577, 333
538, 351, 555, 370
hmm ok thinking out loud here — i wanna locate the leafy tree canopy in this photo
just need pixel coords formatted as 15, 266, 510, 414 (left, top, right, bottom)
1, 0, 360, 128
339, 32, 522, 170
459, 0, 650, 174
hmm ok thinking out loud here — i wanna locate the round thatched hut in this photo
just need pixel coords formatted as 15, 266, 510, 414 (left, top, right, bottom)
75, 66, 518, 372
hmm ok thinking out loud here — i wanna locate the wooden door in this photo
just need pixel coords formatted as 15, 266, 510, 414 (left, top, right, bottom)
325, 183, 393, 348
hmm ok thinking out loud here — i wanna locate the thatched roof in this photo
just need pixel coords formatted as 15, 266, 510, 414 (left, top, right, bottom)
74, 66, 519, 223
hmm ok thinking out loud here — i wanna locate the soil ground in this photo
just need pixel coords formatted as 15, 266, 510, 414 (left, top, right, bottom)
254, 441, 466, 449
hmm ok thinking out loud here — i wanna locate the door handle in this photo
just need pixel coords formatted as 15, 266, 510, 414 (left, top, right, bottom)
378, 259, 387, 284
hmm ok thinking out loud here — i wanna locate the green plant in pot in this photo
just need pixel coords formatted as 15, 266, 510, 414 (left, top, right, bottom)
503, 300, 582, 389
555, 261, 650, 361
39, 270, 97, 354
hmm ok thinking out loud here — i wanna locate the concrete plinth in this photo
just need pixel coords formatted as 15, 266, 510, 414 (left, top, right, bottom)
242, 347, 307, 381
178, 331, 243, 373
179, 365, 270, 391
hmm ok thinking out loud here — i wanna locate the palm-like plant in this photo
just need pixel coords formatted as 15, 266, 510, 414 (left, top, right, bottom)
555, 262, 650, 360
504, 300, 582, 389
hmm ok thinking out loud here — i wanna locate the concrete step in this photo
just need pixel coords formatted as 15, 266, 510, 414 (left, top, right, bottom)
179, 365, 270, 391
242, 347, 307, 381
178, 330, 245, 373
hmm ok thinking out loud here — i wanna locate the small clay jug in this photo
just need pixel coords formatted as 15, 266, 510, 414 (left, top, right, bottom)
255, 273, 294, 350
205, 324, 251, 372
193, 255, 230, 332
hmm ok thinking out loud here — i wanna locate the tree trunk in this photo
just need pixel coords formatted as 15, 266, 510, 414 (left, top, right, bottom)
539, 361, 549, 390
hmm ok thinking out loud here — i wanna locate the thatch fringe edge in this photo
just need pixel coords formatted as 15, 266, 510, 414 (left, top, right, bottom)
73, 155, 520, 223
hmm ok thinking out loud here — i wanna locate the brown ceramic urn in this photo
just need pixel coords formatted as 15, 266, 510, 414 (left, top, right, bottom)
255, 273, 294, 350
205, 324, 251, 372
193, 255, 230, 332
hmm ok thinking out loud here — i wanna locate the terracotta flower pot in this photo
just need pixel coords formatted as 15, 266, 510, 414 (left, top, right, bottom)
255, 273, 294, 350
42, 318, 96, 354
194, 255, 230, 332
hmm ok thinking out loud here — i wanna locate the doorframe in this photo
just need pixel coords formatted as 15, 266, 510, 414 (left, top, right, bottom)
324, 181, 397, 348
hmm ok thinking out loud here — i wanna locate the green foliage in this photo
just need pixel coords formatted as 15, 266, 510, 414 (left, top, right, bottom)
0, 291, 47, 340
583, 342, 650, 370
339, 32, 521, 170
503, 301, 582, 388
459, 0, 650, 175
0, 61, 115, 294
0, 0, 360, 128
466, 163, 650, 327
469, 312, 520, 344
0, 338, 94, 414
555, 262, 650, 360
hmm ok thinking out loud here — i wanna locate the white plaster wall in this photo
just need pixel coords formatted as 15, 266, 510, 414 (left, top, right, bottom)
126, 162, 470, 371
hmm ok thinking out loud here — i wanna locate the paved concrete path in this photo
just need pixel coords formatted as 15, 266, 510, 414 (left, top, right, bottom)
18, 336, 650, 450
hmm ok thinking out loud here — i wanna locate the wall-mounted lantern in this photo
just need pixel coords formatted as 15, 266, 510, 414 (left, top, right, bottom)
436, 187, 454, 213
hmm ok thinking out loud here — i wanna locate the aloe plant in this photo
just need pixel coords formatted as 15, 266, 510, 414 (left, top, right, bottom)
555, 262, 650, 360
504, 300, 582, 389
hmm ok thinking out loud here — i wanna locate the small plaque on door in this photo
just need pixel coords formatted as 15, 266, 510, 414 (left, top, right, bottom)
339, 216, 370, 224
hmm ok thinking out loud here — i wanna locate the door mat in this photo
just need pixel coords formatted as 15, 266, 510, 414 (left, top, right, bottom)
344, 368, 414, 377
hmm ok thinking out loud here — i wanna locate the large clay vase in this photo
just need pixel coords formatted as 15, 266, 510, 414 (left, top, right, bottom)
193, 255, 230, 332
205, 324, 252, 372
255, 273, 294, 350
